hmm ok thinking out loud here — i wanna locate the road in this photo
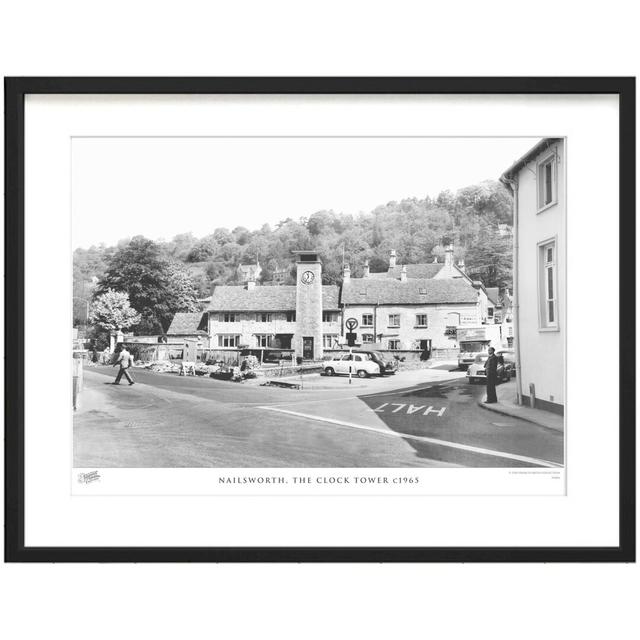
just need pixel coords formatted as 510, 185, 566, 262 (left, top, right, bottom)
74, 364, 564, 468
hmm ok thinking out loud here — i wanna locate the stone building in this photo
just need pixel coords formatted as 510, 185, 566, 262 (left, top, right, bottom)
167, 312, 210, 346
364, 246, 496, 324
236, 260, 261, 283
341, 264, 482, 354
206, 251, 340, 360
200, 246, 502, 361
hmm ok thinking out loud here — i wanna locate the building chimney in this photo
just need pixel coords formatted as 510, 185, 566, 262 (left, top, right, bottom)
444, 244, 454, 267
389, 250, 397, 268
343, 263, 351, 282
246, 279, 256, 291
400, 265, 407, 282
363, 259, 370, 278
457, 259, 465, 273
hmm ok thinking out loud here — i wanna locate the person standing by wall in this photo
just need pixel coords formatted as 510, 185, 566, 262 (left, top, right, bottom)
112, 345, 135, 385
484, 346, 498, 404
101, 344, 111, 365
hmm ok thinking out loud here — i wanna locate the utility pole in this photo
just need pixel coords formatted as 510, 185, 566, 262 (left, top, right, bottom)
73, 297, 90, 323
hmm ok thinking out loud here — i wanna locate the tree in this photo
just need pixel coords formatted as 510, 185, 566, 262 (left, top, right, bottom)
89, 289, 140, 332
454, 180, 512, 225
464, 219, 513, 290
165, 262, 200, 311
186, 235, 218, 262
96, 236, 199, 334
166, 232, 197, 261
76, 177, 513, 303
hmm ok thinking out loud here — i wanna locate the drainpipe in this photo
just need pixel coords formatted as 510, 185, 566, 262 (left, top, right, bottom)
341, 304, 346, 338
501, 175, 523, 405
373, 296, 379, 345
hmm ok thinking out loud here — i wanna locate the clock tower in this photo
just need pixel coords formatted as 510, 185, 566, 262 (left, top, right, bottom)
292, 250, 323, 360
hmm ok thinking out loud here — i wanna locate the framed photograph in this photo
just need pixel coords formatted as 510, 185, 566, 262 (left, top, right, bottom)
5, 77, 635, 562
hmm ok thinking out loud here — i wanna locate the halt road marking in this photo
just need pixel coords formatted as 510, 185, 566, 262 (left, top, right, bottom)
258, 406, 563, 468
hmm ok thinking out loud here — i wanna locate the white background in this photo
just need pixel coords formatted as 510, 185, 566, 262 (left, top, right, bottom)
1, 2, 638, 640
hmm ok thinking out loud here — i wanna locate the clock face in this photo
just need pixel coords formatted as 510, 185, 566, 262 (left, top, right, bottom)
301, 270, 315, 285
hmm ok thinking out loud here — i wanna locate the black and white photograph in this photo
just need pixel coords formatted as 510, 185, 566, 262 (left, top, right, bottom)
72, 135, 565, 474
2, 3, 638, 639
7, 78, 631, 561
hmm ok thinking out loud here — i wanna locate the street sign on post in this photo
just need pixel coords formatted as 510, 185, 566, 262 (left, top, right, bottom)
345, 317, 358, 348
344, 319, 359, 384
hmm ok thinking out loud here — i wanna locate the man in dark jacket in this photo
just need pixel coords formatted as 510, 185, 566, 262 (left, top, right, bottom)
484, 347, 498, 403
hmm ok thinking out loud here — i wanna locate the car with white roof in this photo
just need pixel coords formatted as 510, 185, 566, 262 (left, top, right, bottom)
323, 352, 381, 378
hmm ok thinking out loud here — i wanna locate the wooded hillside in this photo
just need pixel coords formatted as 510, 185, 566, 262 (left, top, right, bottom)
74, 179, 513, 329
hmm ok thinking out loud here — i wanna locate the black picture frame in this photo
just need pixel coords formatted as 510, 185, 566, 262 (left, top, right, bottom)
4, 77, 635, 563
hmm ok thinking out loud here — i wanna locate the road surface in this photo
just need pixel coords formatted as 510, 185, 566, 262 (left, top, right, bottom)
74, 365, 564, 468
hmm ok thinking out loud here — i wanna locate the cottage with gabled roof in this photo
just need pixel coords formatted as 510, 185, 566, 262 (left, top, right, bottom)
341, 262, 483, 353
167, 312, 209, 344
206, 253, 340, 359
364, 246, 497, 323
236, 260, 261, 283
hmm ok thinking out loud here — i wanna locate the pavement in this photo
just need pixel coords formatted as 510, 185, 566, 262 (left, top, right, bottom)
74, 364, 564, 469
475, 379, 564, 432
253, 364, 463, 391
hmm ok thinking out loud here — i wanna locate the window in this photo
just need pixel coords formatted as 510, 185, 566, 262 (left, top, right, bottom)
323, 334, 337, 348
537, 152, 557, 210
362, 314, 373, 327
415, 314, 428, 327
256, 313, 272, 322
286, 311, 296, 322
218, 334, 240, 347
487, 308, 494, 319
323, 311, 337, 322
361, 333, 374, 343
539, 241, 558, 328
222, 313, 238, 323
388, 314, 400, 327
388, 339, 400, 350
256, 334, 272, 348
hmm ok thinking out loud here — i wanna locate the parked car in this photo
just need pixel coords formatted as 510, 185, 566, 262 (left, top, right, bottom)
467, 352, 513, 384
323, 352, 381, 378
496, 348, 516, 376
354, 349, 397, 375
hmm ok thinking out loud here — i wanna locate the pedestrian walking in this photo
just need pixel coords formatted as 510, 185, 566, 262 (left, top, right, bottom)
112, 345, 135, 385
484, 346, 498, 403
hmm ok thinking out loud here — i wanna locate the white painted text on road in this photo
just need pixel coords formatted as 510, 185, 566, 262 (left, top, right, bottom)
373, 403, 447, 417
